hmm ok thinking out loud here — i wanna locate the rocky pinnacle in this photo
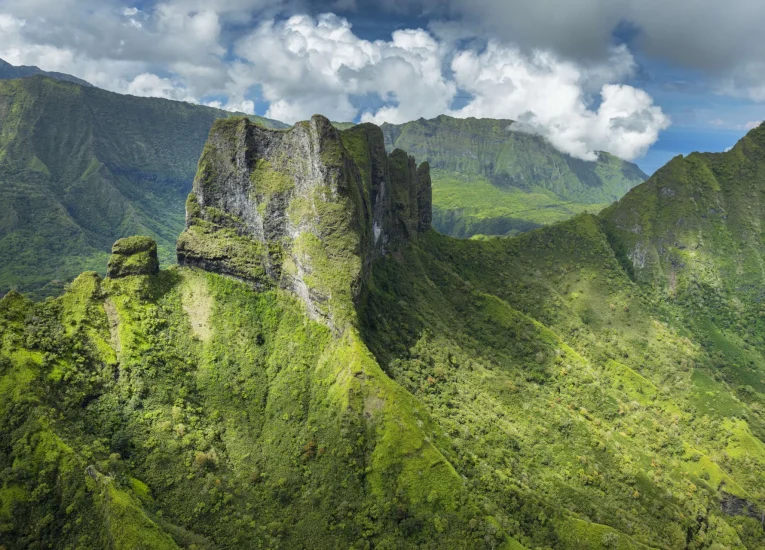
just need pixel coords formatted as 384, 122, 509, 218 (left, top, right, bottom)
177, 115, 431, 330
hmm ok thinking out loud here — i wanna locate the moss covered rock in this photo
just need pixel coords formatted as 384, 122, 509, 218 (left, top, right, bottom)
106, 236, 159, 278
177, 115, 432, 329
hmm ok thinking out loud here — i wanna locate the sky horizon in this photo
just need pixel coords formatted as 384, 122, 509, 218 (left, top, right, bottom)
1, 0, 763, 175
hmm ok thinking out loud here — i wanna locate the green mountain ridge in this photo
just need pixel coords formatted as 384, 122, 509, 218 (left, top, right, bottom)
1, 117, 765, 548
0, 78, 646, 299
0, 75, 286, 298
381, 115, 648, 238
0, 58, 93, 87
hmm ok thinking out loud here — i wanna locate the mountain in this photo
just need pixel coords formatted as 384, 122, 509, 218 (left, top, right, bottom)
177, 116, 432, 329
381, 115, 648, 237
0, 94, 645, 297
0, 57, 93, 87
0, 116, 481, 549
1, 117, 765, 549
601, 122, 765, 403
0, 75, 286, 298
603, 123, 765, 298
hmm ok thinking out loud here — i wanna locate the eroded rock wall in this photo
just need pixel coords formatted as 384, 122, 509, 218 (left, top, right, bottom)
177, 115, 431, 329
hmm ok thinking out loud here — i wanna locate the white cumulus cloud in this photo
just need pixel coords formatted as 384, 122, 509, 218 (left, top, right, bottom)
448, 42, 669, 160
125, 72, 195, 101
232, 14, 456, 124
0, 4, 670, 161
233, 15, 667, 160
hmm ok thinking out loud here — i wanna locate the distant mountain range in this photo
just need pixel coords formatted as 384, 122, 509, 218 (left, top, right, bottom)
0, 57, 93, 87
380, 115, 647, 237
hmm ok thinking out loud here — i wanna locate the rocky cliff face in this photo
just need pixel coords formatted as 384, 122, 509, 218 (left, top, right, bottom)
177, 115, 431, 329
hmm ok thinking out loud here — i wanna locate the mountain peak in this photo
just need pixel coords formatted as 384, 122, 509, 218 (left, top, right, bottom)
177, 115, 431, 329
602, 119, 765, 299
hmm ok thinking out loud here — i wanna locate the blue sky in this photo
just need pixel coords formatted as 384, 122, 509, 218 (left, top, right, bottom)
625, 59, 762, 173
0, 0, 763, 175
328, 7, 763, 174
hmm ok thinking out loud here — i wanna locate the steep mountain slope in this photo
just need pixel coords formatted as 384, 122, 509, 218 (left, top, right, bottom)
0, 76, 286, 298
0, 116, 508, 549
362, 219, 765, 549
601, 121, 765, 417
381, 115, 647, 237
1, 118, 765, 549
603, 123, 765, 300
0, 58, 93, 86
361, 125, 765, 548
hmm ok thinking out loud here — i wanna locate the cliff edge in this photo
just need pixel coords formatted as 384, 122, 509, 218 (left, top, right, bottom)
177, 115, 431, 329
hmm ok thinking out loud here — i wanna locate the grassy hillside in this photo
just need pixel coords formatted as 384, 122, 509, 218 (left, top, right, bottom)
0, 76, 286, 298
362, 218, 765, 549
430, 169, 610, 238
600, 121, 765, 415
1, 119, 764, 549
0, 267, 501, 548
359, 125, 765, 547
382, 115, 647, 237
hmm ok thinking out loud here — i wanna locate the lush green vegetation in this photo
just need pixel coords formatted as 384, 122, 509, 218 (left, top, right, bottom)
431, 169, 610, 238
0, 262, 507, 548
382, 115, 646, 238
361, 216, 765, 549
0, 76, 285, 298
2, 115, 765, 549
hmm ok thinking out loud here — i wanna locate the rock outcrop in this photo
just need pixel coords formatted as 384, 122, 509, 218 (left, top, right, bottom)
177, 115, 431, 329
106, 236, 159, 278
721, 493, 762, 520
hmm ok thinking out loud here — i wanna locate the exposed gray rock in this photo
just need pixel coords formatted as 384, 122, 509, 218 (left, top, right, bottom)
721, 492, 762, 521
177, 115, 432, 330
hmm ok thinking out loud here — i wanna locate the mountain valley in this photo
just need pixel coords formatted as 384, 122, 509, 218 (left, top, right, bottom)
380, 116, 647, 238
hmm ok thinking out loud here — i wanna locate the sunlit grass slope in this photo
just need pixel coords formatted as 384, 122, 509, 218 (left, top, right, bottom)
361, 217, 765, 549
431, 169, 611, 237
0, 266, 516, 548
